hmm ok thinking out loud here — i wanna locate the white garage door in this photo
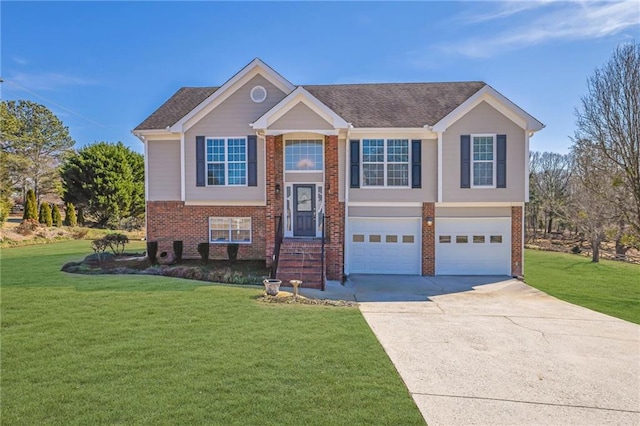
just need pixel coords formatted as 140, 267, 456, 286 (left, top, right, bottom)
348, 218, 421, 274
436, 218, 511, 275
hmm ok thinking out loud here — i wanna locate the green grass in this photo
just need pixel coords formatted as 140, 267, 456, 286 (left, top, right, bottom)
525, 249, 640, 324
1, 241, 425, 425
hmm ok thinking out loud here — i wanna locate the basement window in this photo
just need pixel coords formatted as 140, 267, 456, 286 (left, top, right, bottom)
209, 217, 251, 243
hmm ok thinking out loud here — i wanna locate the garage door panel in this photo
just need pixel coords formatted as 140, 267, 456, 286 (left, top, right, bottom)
348, 218, 421, 275
436, 218, 511, 275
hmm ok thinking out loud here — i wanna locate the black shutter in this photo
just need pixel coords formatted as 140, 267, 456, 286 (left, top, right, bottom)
496, 134, 507, 188
350, 140, 360, 188
196, 136, 205, 187
460, 135, 471, 188
411, 139, 422, 188
247, 135, 257, 187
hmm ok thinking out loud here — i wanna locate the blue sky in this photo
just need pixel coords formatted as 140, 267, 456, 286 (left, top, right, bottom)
1, 1, 638, 154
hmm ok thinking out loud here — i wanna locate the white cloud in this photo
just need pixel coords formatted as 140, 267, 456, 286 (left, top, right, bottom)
7, 71, 97, 91
441, 1, 640, 58
12, 56, 28, 65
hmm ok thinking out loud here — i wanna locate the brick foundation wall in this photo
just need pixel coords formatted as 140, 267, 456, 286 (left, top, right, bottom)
324, 135, 344, 281
146, 201, 266, 260
511, 205, 523, 276
265, 135, 284, 266
422, 202, 436, 275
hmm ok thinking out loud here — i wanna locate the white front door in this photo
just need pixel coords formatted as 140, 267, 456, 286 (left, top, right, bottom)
348, 218, 422, 274
435, 218, 511, 275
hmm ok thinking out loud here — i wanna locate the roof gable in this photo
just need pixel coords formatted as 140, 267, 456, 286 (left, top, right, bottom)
252, 86, 348, 132
134, 87, 218, 131
432, 85, 544, 132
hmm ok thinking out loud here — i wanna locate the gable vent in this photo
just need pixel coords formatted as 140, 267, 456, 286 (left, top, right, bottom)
250, 85, 267, 103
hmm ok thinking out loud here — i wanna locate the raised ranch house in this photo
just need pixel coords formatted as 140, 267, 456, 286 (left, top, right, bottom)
133, 58, 543, 289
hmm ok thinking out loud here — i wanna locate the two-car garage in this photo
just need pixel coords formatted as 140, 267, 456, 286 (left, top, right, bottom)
346, 214, 512, 276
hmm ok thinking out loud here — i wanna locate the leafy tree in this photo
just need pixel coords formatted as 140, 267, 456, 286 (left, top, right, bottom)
39, 203, 53, 227
64, 202, 77, 227
1, 100, 75, 204
60, 142, 144, 228
23, 189, 38, 221
51, 204, 62, 227
574, 42, 640, 234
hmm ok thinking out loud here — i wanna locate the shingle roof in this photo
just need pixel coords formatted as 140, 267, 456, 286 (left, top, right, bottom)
305, 82, 485, 127
134, 86, 218, 131
134, 81, 485, 130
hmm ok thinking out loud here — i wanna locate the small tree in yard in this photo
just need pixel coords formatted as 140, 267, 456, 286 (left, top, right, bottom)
23, 189, 38, 221
39, 203, 52, 227
64, 202, 77, 226
51, 204, 62, 227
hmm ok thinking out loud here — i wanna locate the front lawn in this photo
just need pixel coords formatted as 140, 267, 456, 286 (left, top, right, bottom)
525, 249, 640, 324
1, 241, 425, 425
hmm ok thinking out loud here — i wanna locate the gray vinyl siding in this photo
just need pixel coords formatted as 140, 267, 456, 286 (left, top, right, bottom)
436, 206, 511, 218
349, 138, 437, 202
184, 75, 286, 202
147, 140, 181, 201
442, 101, 526, 202
270, 102, 333, 130
348, 206, 422, 217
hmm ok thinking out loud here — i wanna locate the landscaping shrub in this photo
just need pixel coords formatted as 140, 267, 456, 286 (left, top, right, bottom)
173, 241, 183, 263
39, 203, 52, 227
102, 233, 129, 255
0, 197, 10, 225
227, 243, 239, 261
51, 204, 62, 227
571, 245, 582, 254
147, 241, 158, 264
64, 202, 77, 226
197, 242, 210, 263
16, 219, 40, 236
91, 238, 108, 262
23, 190, 38, 221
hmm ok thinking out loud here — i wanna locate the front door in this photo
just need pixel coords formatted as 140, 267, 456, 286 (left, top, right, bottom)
293, 184, 315, 237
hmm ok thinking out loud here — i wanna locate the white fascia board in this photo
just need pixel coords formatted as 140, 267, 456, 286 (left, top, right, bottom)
432, 85, 544, 133
171, 58, 296, 133
132, 130, 181, 141
349, 128, 437, 138
252, 86, 349, 130
265, 129, 339, 136
185, 200, 266, 206
436, 201, 521, 207
348, 201, 423, 207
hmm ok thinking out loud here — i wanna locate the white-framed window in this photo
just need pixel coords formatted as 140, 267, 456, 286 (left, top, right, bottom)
471, 134, 496, 187
209, 217, 252, 243
285, 140, 323, 171
206, 137, 247, 186
362, 139, 410, 187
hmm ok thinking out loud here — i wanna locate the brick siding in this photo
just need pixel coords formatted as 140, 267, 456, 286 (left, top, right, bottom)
511, 205, 523, 276
264, 135, 284, 266
422, 202, 435, 275
146, 202, 266, 260
324, 135, 344, 280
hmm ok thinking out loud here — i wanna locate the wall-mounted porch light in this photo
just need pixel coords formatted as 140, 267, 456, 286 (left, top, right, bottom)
275, 183, 281, 196
425, 217, 434, 227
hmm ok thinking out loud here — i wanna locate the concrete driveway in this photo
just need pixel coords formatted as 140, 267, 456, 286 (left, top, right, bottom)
350, 275, 640, 425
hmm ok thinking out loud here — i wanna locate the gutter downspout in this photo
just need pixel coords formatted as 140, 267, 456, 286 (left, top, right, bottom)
343, 125, 352, 279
